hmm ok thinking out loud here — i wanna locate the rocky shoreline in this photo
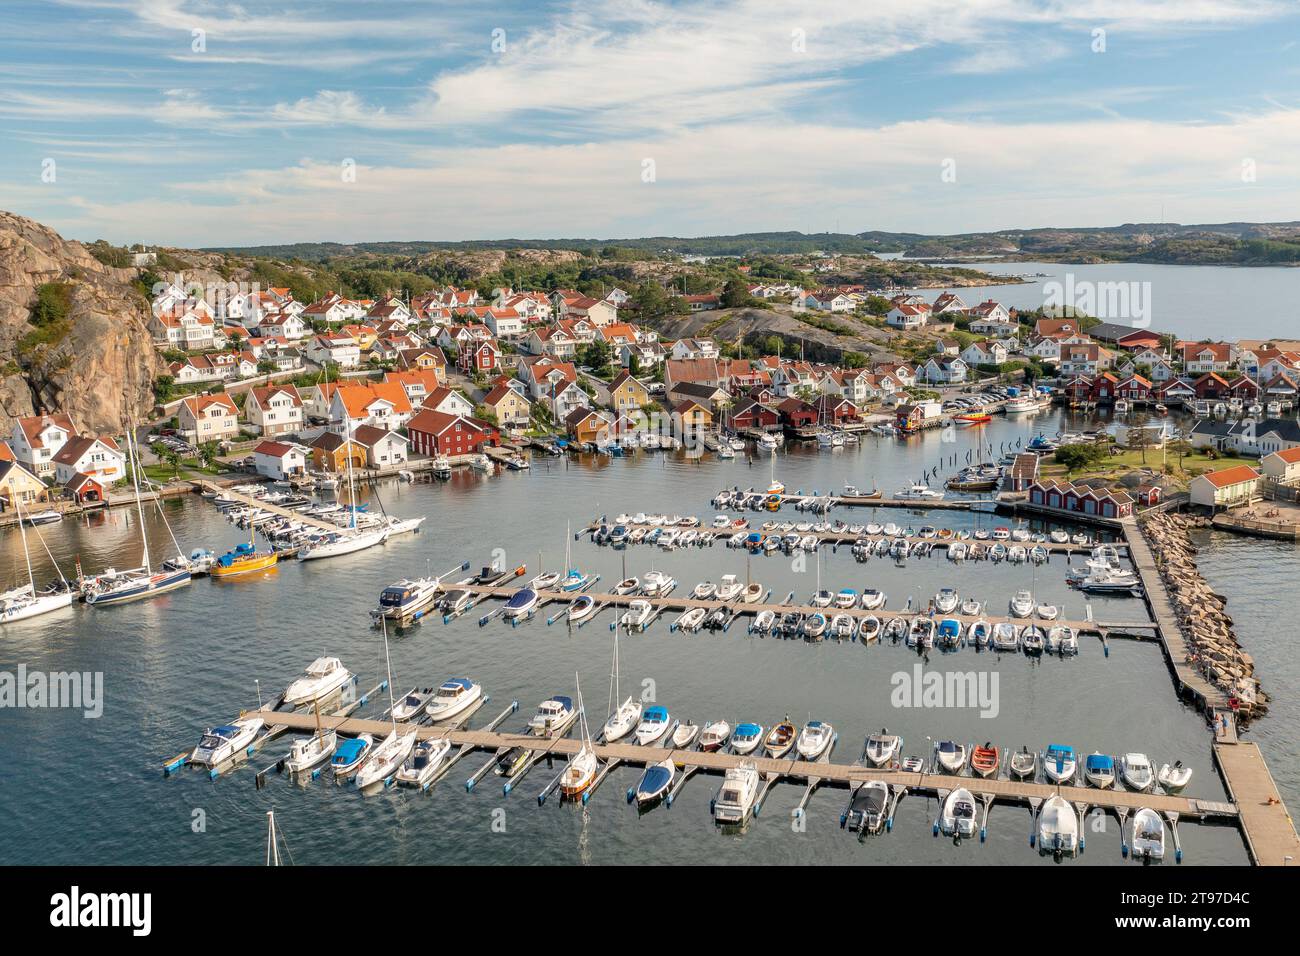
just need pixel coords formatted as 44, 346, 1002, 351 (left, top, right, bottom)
1140, 512, 1266, 721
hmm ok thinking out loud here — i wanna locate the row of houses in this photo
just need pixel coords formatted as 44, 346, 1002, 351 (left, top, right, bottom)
0, 414, 128, 507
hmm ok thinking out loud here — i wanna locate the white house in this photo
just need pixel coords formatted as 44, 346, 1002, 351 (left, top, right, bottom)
9, 413, 77, 478
307, 334, 362, 369
1189, 464, 1259, 510
960, 340, 1008, 368
253, 440, 310, 480
245, 384, 304, 437
886, 304, 930, 329
52, 435, 125, 486
920, 356, 968, 384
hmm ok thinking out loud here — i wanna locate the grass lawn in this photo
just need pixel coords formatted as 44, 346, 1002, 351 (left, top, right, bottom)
1040, 446, 1240, 489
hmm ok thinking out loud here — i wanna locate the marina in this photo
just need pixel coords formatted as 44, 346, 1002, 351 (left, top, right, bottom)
3, 409, 1296, 866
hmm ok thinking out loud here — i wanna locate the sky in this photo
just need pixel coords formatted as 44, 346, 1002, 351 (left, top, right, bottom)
0, 0, 1298, 247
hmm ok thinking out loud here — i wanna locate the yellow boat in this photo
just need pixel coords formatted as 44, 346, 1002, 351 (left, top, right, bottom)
210, 541, 278, 578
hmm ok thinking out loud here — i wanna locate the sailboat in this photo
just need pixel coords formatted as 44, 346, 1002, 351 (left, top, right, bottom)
84, 431, 192, 605
210, 520, 278, 578
765, 452, 784, 495
354, 621, 417, 788
558, 521, 590, 591
1, 495, 75, 623
559, 674, 599, 798
283, 699, 337, 773
299, 435, 389, 561
602, 631, 642, 742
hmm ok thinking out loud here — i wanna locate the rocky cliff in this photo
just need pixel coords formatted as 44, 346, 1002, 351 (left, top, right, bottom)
0, 210, 162, 437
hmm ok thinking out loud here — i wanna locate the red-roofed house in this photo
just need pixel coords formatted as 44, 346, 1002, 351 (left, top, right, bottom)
1190, 465, 1259, 510
406, 409, 500, 457
245, 384, 303, 436
253, 440, 310, 480
177, 393, 239, 443
9, 413, 78, 478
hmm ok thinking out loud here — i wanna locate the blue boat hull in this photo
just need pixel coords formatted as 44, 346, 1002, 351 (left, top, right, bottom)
85, 569, 192, 606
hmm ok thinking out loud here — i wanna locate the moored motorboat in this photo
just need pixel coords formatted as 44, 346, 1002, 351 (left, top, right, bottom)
730, 722, 763, 754
1084, 752, 1115, 789
940, 787, 977, 839
713, 761, 760, 824
502, 587, 539, 619
1043, 744, 1076, 784
635, 758, 676, 806
1009, 589, 1034, 618
1129, 807, 1166, 861
621, 599, 654, 631
699, 720, 731, 752
1121, 752, 1154, 791
283, 656, 352, 706
671, 721, 700, 750
764, 719, 797, 759
528, 694, 576, 737
1009, 747, 1037, 780
970, 743, 1000, 777
191, 716, 263, 766
424, 677, 482, 722
1036, 794, 1080, 857
635, 705, 671, 746
935, 740, 967, 774
396, 738, 452, 788
330, 734, 374, 777
1157, 760, 1193, 793
567, 594, 596, 623
864, 729, 901, 767
845, 780, 889, 834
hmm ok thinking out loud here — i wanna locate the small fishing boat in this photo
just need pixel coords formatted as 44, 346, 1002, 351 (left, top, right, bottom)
635, 758, 676, 806
1021, 625, 1046, 655
1037, 794, 1079, 857
424, 677, 482, 722
934, 588, 959, 614
676, 606, 707, 632
699, 720, 731, 752
396, 738, 452, 788
1130, 807, 1166, 861
764, 719, 798, 759
612, 577, 640, 595
751, 609, 776, 634
391, 688, 433, 722
1043, 744, 1076, 784
860, 589, 886, 610
802, 612, 828, 640
968, 619, 992, 648
567, 594, 596, 623
884, 617, 908, 642
671, 721, 700, 750
1121, 752, 1155, 792
992, 622, 1019, 651
796, 720, 834, 760
1158, 761, 1193, 793
864, 729, 901, 767
283, 725, 338, 773
635, 705, 671, 746
858, 615, 881, 642
741, 582, 764, 603
502, 587, 539, 619
935, 740, 966, 774
941, 788, 977, 839
713, 761, 760, 824
1036, 603, 1059, 621
529, 571, 561, 590
908, 616, 935, 649
283, 656, 352, 706
1009, 747, 1037, 780
691, 581, 717, 600
829, 613, 856, 639
1084, 752, 1116, 789
845, 780, 889, 834
970, 743, 1000, 777
528, 695, 576, 737
191, 716, 263, 766
1051, 625, 1078, 656
621, 600, 654, 630
730, 722, 764, 755
937, 618, 963, 648
1009, 589, 1035, 618
331, 734, 374, 777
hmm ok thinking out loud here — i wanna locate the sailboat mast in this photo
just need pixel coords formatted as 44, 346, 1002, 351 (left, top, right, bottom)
14, 496, 35, 592
265, 810, 280, 866
382, 618, 397, 731
127, 430, 152, 573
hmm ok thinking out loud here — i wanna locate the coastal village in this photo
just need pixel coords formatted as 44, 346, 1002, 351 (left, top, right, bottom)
6, 271, 1300, 544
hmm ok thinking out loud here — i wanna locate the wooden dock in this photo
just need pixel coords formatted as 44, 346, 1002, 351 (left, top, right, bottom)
256, 709, 1238, 824
457, 583, 1152, 636
1214, 741, 1300, 866
1120, 517, 1227, 709
194, 480, 343, 534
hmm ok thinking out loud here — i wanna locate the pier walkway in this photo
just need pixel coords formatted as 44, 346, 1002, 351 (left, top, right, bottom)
1214, 741, 1300, 866
194, 480, 343, 534
1120, 517, 1227, 709
258, 710, 1238, 823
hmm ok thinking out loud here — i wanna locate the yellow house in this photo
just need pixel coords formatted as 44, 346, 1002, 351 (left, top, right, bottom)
609, 370, 651, 412
671, 398, 713, 437
0, 460, 49, 507
308, 432, 368, 473
565, 408, 613, 446
482, 383, 532, 428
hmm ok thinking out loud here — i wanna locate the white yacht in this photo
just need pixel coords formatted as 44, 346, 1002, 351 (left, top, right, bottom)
283, 657, 352, 706
424, 678, 482, 722
602, 633, 642, 742
1121, 752, 1155, 791
713, 761, 760, 824
396, 738, 452, 789
191, 717, 263, 767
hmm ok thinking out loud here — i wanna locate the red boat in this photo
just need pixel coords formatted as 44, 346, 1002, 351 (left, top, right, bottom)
971, 743, 1001, 778
955, 412, 992, 425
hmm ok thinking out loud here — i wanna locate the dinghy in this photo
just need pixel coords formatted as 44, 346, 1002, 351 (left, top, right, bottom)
730, 722, 764, 755
1043, 744, 1076, 784
612, 577, 640, 595
864, 729, 901, 767
1009, 747, 1037, 780
858, 615, 881, 642
567, 594, 596, 623
941, 788, 977, 839
1130, 807, 1166, 861
1037, 794, 1079, 857
671, 721, 700, 750
802, 612, 828, 640
635, 759, 676, 806
699, 720, 731, 752
1121, 752, 1154, 791
1084, 752, 1115, 789
970, 743, 1000, 778
764, 720, 798, 759
1158, 761, 1193, 793
713, 761, 760, 824
935, 740, 967, 774
796, 720, 834, 760
741, 582, 764, 603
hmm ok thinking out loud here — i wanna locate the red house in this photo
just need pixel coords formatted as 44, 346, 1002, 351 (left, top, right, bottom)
406, 409, 500, 457
1115, 374, 1152, 400
1028, 478, 1134, 519
1227, 376, 1260, 400
1089, 372, 1119, 403
728, 397, 780, 432
776, 397, 819, 429
458, 339, 500, 374
1116, 330, 1163, 351
1063, 375, 1093, 403
815, 394, 858, 425
1194, 372, 1231, 400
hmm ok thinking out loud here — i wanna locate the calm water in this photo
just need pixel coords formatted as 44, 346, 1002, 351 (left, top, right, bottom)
0, 410, 1280, 866
912, 260, 1300, 342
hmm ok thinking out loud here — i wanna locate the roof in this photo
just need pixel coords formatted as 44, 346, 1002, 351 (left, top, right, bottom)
352, 424, 406, 448
407, 408, 491, 436
483, 383, 527, 406
51, 434, 119, 466
248, 384, 302, 409
181, 393, 237, 416
1265, 446, 1300, 465
254, 440, 300, 458
333, 381, 412, 419
16, 413, 77, 449
1199, 464, 1260, 488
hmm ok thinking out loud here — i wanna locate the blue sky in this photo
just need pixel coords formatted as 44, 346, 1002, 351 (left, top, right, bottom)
1, 0, 1298, 246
